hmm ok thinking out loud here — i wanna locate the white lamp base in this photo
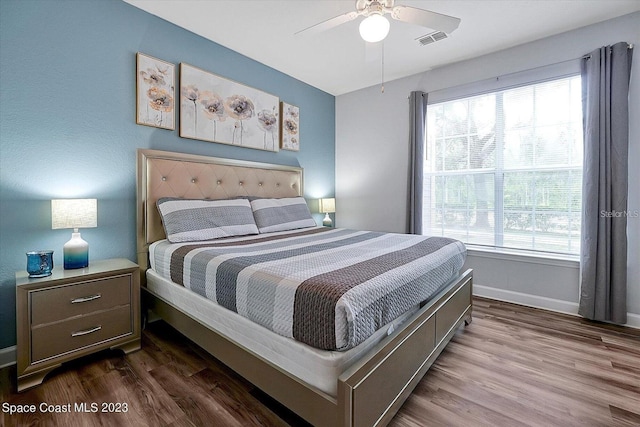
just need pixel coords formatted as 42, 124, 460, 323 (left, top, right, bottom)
322, 213, 333, 227
63, 232, 89, 269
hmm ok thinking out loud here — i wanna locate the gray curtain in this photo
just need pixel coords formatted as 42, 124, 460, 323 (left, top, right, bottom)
579, 42, 633, 324
408, 91, 428, 234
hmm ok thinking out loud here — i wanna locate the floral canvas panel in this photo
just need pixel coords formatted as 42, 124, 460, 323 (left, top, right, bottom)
136, 53, 175, 130
180, 63, 280, 152
280, 102, 300, 151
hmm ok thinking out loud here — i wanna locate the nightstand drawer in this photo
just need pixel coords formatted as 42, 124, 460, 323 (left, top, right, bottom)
31, 305, 132, 362
31, 275, 131, 325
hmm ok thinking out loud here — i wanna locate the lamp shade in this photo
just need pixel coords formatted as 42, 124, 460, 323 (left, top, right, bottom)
359, 14, 390, 43
52, 199, 97, 230
319, 198, 336, 214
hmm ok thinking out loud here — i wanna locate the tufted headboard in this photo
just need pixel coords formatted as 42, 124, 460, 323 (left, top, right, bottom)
136, 149, 303, 274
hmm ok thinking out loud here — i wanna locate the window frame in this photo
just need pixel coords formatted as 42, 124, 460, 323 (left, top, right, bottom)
424, 61, 582, 257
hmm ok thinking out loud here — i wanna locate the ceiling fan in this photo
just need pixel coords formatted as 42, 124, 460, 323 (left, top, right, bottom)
296, 0, 461, 43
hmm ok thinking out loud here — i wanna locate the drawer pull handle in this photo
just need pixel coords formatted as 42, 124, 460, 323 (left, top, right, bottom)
71, 294, 101, 304
71, 326, 102, 337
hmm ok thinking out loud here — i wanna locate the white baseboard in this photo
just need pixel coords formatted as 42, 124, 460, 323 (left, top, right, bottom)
473, 285, 639, 329
626, 312, 640, 329
0, 346, 16, 369
474, 284, 580, 315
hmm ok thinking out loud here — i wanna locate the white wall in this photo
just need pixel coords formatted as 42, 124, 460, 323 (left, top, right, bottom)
336, 12, 640, 326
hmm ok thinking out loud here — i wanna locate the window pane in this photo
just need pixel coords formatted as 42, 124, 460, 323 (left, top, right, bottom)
504, 172, 534, 209
469, 132, 495, 170
534, 213, 576, 253
504, 86, 533, 129
424, 75, 582, 255
535, 79, 573, 127
444, 137, 468, 170
423, 173, 494, 246
504, 129, 535, 169
427, 104, 444, 139
434, 137, 444, 171
534, 171, 576, 211
503, 212, 533, 248
469, 95, 496, 167
535, 125, 573, 166
443, 101, 468, 135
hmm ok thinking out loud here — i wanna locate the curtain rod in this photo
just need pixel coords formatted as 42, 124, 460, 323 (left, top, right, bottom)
583, 42, 634, 60
497, 43, 634, 80
408, 43, 634, 100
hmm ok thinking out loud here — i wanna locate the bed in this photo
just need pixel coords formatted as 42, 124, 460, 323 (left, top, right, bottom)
136, 148, 472, 427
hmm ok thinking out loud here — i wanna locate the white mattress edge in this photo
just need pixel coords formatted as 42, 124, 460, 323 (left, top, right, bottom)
145, 269, 418, 397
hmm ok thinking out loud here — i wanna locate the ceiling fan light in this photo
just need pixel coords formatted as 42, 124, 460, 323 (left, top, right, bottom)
359, 14, 390, 43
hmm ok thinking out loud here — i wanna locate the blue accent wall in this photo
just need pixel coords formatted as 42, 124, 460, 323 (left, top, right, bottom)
0, 0, 335, 349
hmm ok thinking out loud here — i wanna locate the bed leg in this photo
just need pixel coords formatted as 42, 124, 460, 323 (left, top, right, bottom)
464, 313, 472, 326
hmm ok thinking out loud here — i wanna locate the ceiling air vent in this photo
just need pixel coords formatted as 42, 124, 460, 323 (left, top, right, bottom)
416, 31, 448, 46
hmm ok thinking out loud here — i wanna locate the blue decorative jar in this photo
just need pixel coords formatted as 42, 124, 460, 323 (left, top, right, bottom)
26, 250, 54, 278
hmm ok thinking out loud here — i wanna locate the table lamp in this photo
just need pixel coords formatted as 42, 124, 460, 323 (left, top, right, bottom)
51, 199, 97, 269
318, 198, 335, 227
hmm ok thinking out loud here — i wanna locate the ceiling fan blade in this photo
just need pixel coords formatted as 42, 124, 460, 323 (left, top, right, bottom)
295, 11, 359, 36
391, 5, 460, 34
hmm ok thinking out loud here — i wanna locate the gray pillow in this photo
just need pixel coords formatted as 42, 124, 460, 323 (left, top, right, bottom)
250, 197, 317, 233
157, 197, 258, 243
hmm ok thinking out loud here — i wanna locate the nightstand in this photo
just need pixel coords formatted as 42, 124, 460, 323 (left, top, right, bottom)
16, 258, 141, 392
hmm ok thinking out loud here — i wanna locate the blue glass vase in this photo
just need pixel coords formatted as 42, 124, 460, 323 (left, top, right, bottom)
26, 250, 54, 278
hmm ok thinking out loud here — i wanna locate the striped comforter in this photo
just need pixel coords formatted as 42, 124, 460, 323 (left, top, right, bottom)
149, 227, 466, 351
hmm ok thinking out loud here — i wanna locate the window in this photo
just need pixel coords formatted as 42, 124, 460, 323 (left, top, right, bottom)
423, 75, 582, 255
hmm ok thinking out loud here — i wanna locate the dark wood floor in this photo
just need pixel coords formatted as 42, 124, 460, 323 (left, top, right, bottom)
2, 297, 639, 427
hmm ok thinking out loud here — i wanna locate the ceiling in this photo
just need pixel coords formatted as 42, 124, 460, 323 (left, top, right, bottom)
123, 0, 640, 96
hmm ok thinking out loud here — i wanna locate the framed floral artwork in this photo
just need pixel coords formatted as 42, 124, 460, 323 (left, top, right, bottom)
179, 63, 280, 152
136, 53, 175, 130
280, 102, 300, 151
